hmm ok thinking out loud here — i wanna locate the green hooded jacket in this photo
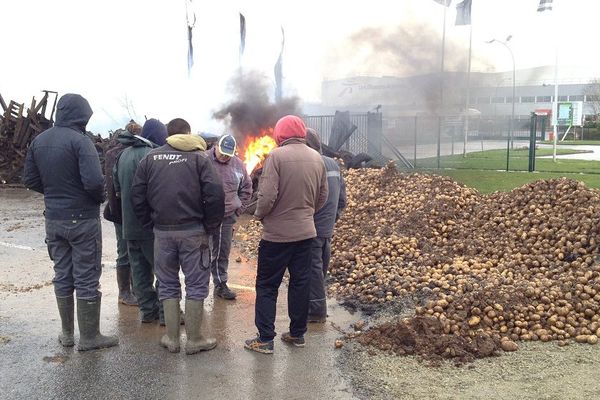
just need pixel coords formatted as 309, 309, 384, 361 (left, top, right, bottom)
114, 132, 157, 240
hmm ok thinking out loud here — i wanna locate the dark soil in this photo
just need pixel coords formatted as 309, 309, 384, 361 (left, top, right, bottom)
357, 316, 500, 364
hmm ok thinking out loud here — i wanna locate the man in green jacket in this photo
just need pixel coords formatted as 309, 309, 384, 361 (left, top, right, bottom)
114, 119, 167, 323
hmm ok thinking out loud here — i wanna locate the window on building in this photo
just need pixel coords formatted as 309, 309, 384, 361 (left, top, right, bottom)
558, 95, 568, 101
569, 95, 584, 101
476, 97, 490, 104
491, 97, 505, 103
536, 96, 552, 103
521, 96, 535, 103
586, 95, 600, 102
505, 97, 516, 103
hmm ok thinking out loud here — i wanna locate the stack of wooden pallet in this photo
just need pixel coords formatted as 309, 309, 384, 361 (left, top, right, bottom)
0, 91, 57, 184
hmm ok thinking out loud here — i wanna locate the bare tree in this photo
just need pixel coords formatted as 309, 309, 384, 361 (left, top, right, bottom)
118, 93, 139, 122
584, 79, 600, 115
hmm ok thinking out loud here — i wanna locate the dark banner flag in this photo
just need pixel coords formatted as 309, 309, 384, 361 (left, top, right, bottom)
455, 0, 472, 25
186, 0, 196, 76
240, 13, 246, 56
274, 26, 284, 102
537, 0, 553, 12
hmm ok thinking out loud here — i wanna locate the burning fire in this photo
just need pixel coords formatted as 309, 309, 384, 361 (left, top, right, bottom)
241, 128, 277, 174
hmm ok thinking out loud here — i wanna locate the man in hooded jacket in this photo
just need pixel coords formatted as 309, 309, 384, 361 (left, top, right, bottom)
23, 93, 118, 351
114, 118, 167, 324
305, 129, 347, 322
103, 121, 141, 306
244, 115, 328, 354
131, 118, 224, 355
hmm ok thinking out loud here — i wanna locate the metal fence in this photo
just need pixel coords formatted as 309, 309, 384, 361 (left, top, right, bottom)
378, 114, 591, 172
304, 112, 385, 162
302, 112, 595, 173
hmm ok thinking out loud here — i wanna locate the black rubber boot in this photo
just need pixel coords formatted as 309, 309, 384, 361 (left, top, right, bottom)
185, 299, 216, 354
76, 297, 119, 351
159, 298, 181, 353
116, 265, 138, 306
56, 295, 74, 347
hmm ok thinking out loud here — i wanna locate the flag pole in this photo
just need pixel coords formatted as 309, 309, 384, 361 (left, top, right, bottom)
552, 0, 559, 161
463, 23, 472, 157
437, 3, 447, 168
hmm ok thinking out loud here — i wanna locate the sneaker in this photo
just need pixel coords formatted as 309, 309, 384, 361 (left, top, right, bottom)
307, 315, 327, 323
281, 332, 305, 347
244, 336, 274, 354
215, 283, 237, 300
141, 312, 159, 324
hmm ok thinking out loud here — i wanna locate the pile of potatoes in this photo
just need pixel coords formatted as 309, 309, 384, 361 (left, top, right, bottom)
329, 164, 600, 345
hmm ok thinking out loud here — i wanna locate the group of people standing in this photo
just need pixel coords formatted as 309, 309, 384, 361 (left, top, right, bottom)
23, 93, 346, 355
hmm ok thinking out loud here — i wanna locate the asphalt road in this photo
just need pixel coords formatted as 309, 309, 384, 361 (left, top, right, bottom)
0, 188, 358, 400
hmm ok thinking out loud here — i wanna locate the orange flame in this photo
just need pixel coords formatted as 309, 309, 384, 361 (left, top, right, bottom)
241, 128, 277, 175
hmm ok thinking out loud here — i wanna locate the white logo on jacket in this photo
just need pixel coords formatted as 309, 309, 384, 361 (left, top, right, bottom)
169, 158, 187, 165
153, 154, 182, 161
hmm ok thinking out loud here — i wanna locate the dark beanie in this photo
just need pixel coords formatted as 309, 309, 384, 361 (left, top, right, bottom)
141, 118, 167, 146
305, 128, 322, 153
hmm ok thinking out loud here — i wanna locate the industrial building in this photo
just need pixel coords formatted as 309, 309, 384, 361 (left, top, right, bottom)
317, 65, 598, 119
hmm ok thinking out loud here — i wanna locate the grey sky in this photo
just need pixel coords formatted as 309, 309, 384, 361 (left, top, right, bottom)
1, 0, 598, 134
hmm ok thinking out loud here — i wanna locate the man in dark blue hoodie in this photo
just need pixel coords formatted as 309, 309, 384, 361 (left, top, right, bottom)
23, 93, 119, 351
114, 118, 168, 324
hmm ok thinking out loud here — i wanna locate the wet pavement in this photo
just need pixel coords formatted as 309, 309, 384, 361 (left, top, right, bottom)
0, 188, 357, 400
538, 144, 600, 160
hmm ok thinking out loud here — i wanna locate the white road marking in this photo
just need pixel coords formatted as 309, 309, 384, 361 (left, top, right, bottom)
0, 241, 34, 251
227, 283, 255, 292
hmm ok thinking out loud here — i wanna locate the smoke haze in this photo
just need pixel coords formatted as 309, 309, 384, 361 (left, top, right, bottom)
325, 23, 495, 113
213, 70, 301, 137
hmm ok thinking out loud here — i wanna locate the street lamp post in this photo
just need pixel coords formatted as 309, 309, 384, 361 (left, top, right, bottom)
487, 37, 515, 172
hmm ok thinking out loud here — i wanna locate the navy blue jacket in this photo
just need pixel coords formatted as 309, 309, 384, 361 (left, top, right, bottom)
314, 156, 346, 238
22, 94, 105, 220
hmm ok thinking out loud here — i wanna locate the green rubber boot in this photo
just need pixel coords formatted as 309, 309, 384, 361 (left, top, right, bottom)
56, 295, 74, 347
159, 298, 181, 353
76, 297, 119, 351
116, 265, 138, 306
184, 299, 216, 355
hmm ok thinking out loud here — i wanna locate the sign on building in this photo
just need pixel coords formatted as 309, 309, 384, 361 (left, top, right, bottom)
552, 101, 584, 126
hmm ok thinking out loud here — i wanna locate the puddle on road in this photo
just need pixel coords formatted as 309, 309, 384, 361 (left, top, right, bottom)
0, 281, 53, 293
42, 354, 69, 364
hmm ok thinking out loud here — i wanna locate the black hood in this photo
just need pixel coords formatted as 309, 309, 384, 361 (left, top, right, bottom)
54, 93, 93, 133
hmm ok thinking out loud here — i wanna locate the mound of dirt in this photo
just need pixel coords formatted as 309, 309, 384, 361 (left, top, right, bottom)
357, 316, 500, 364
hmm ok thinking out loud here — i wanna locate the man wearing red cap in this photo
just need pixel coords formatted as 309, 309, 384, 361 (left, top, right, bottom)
244, 115, 328, 354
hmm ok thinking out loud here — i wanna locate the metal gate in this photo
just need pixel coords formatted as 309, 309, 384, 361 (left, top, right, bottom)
303, 112, 383, 159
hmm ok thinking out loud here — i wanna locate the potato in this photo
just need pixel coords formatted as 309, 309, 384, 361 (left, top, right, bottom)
575, 335, 590, 343
500, 340, 518, 352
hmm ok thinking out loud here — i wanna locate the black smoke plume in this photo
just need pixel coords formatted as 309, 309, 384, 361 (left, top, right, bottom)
213, 70, 300, 137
